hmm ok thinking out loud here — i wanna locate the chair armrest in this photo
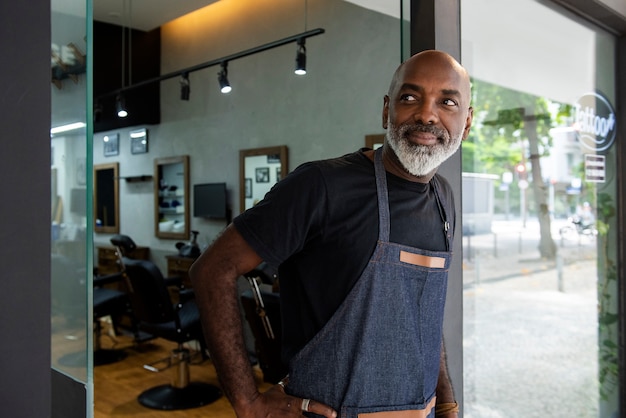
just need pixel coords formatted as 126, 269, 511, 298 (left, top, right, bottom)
94, 272, 123, 287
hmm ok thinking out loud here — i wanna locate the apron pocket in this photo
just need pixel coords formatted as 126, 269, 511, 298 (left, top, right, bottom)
342, 397, 436, 418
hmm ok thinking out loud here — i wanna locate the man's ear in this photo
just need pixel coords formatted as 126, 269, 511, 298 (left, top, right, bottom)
382, 96, 390, 129
462, 106, 474, 140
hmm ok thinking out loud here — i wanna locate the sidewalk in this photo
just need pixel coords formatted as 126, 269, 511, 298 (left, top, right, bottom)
461, 218, 599, 418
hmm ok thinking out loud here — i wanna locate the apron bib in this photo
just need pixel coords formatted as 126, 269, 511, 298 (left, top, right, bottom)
287, 148, 452, 418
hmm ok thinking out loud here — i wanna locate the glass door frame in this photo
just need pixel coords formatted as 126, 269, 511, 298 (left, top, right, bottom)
405, 0, 626, 414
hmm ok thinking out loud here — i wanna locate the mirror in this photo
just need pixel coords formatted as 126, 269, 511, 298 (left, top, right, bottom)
365, 134, 384, 150
154, 155, 190, 239
239, 146, 288, 213
94, 162, 119, 234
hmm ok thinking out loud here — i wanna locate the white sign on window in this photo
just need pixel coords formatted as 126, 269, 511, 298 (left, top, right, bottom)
585, 154, 606, 183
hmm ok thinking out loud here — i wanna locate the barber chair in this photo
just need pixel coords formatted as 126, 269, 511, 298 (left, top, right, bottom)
240, 264, 287, 384
105, 234, 155, 344
111, 236, 221, 410
53, 254, 129, 367
93, 273, 129, 365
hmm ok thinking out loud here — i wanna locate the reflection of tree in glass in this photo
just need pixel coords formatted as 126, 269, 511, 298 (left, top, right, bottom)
465, 79, 566, 259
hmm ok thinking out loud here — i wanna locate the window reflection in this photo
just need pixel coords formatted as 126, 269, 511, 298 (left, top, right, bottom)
462, 0, 617, 415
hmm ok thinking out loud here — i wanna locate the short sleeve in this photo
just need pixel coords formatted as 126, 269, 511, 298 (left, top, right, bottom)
233, 162, 328, 268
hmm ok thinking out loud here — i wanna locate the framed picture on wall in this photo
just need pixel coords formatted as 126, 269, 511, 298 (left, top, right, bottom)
130, 128, 149, 154
255, 167, 270, 183
245, 178, 252, 198
267, 153, 281, 164
103, 133, 119, 157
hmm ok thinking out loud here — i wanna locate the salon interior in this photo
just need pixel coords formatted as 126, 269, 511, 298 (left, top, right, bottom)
44, 0, 626, 417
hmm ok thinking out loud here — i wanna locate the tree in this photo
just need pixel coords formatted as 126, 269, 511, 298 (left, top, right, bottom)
464, 79, 557, 259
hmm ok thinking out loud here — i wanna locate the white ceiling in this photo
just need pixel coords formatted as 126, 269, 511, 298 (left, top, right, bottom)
88, 0, 396, 32
93, 0, 221, 31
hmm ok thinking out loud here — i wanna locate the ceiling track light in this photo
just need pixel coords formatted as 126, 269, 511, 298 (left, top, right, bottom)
116, 94, 128, 118
295, 38, 307, 75
180, 72, 190, 100
96, 29, 325, 105
218, 62, 232, 94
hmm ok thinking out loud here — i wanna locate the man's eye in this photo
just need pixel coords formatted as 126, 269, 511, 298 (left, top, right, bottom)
443, 98, 458, 106
400, 94, 416, 102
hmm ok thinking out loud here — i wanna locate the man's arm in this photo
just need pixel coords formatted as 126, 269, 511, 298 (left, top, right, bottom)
435, 341, 459, 418
189, 224, 336, 418
189, 224, 263, 415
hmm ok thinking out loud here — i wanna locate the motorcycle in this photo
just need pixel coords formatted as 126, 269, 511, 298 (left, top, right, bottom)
558, 215, 597, 242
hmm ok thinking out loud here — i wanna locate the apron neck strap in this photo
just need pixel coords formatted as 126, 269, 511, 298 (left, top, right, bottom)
374, 147, 391, 242
373, 148, 453, 250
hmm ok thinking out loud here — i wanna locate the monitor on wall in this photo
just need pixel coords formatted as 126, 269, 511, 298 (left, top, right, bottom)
193, 182, 228, 219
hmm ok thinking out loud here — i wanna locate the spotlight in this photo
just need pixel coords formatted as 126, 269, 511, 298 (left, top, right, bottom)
116, 94, 128, 118
218, 62, 232, 94
180, 72, 190, 101
295, 38, 306, 75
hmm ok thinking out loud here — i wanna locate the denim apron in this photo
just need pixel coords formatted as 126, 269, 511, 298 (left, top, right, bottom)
286, 148, 452, 418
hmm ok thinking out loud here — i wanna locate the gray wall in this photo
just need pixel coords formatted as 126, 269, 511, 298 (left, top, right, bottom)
0, 1, 52, 417
82, 0, 402, 271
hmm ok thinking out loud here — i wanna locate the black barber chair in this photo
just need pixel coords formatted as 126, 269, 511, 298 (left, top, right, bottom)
102, 234, 155, 344
93, 273, 129, 365
111, 235, 221, 410
53, 254, 129, 367
240, 264, 288, 384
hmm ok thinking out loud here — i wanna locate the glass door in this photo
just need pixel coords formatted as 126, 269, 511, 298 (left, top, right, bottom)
51, 0, 92, 414
461, 1, 619, 416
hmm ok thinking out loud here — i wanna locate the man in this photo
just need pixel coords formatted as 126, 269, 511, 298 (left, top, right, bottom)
190, 50, 473, 418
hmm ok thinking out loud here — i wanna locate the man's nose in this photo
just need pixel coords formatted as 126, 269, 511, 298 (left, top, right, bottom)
413, 101, 438, 125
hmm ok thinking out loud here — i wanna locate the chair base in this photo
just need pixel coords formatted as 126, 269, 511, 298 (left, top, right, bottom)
94, 348, 127, 366
138, 382, 221, 410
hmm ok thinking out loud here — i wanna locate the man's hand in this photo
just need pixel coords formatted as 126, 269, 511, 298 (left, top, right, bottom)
237, 383, 337, 418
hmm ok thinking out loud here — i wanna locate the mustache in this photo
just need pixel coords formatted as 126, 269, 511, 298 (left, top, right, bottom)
397, 123, 449, 141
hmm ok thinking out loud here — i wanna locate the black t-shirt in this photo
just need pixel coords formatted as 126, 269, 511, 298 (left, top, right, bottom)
234, 149, 455, 361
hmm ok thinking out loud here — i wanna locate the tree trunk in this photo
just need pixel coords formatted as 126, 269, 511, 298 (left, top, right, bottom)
524, 118, 557, 259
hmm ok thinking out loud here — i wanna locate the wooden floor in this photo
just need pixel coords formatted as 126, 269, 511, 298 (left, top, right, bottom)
93, 332, 273, 418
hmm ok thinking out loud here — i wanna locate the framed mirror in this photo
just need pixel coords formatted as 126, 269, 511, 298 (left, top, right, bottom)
154, 155, 190, 239
239, 146, 288, 213
365, 134, 384, 150
94, 162, 119, 234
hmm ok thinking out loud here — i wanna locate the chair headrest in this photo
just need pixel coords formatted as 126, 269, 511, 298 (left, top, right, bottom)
110, 234, 137, 254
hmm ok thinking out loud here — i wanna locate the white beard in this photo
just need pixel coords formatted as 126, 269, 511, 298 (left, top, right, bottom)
386, 121, 463, 176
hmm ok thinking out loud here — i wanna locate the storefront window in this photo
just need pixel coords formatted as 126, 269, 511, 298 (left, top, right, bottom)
461, 0, 619, 416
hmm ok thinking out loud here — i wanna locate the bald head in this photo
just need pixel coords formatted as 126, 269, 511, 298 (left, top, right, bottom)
387, 50, 471, 108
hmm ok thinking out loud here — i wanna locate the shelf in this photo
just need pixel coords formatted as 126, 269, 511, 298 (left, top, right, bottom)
120, 175, 153, 182
159, 190, 184, 198
159, 207, 185, 214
